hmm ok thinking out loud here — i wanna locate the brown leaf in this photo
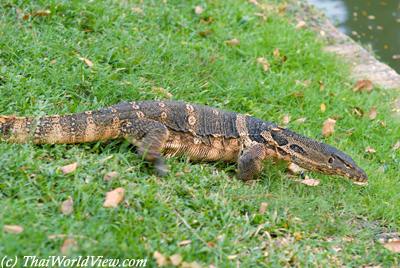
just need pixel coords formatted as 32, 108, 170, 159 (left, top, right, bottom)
368, 107, 377, 120
103, 187, 125, 208
320, 103, 326, 112
295, 117, 307, 124
225, 38, 240, 46
282, 114, 290, 125
153, 251, 168, 267
152, 86, 173, 98
48, 234, 68, 240
170, 254, 183, 266
365, 146, 376, 154
60, 162, 78, 174
181, 262, 202, 268
207, 241, 216, 247
248, 0, 259, 6
318, 80, 325, 90
256, 57, 270, 72
61, 196, 74, 215
104, 171, 119, 181
3, 225, 24, 234
322, 118, 336, 137
353, 181, 368, 186
352, 107, 364, 117
259, 202, 268, 214
178, 240, 192, 246
198, 29, 212, 37
131, 7, 144, 14
393, 141, 400, 151
383, 241, 400, 253
33, 10, 51, 17
61, 238, 78, 255
300, 176, 320, 186
194, 6, 204, 15
295, 20, 306, 29
354, 79, 373, 92
78, 57, 93, 68
273, 48, 280, 58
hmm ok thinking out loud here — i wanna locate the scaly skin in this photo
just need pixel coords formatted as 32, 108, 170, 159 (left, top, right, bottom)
0, 100, 368, 182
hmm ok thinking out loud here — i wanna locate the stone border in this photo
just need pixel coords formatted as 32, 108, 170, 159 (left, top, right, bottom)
287, 0, 400, 90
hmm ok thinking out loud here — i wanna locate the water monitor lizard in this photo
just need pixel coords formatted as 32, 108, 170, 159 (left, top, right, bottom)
0, 100, 367, 182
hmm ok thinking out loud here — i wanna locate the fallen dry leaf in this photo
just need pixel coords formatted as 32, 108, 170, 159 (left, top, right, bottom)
322, 118, 336, 137
169, 254, 183, 266
194, 6, 204, 15
181, 262, 202, 268
131, 7, 144, 14
320, 103, 326, 112
3, 225, 24, 234
152, 86, 173, 98
296, 20, 306, 29
295, 117, 307, 124
254, 12, 267, 20
282, 114, 290, 125
207, 241, 216, 247
353, 181, 368, 186
256, 57, 270, 72
178, 240, 192, 247
153, 251, 168, 267
60, 162, 78, 174
33, 10, 51, 17
259, 202, 268, 214
383, 241, 400, 253
104, 171, 119, 181
248, 0, 259, 6
368, 107, 377, 120
225, 38, 240, 46
287, 163, 305, 174
61, 196, 74, 215
198, 29, 212, 37
300, 176, 320, 186
48, 234, 68, 240
393, 141, 400, 151
273, 48, 280, 58
103, 187, 125, 208
61, 238, 78, 255
354, 79, 373, 92
78, 57, 93, 68
365, 146, 376, 154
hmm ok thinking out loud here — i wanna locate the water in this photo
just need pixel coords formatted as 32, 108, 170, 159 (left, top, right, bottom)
308, 0, 400, 74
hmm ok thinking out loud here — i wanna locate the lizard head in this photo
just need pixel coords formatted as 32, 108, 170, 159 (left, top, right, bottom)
262, 127, 368, 182
294, 143, 368, 182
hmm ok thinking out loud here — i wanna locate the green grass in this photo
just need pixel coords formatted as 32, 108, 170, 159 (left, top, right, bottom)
0, 0, 399, 266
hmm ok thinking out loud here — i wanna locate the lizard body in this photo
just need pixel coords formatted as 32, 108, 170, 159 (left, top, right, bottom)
0, 100, 367, 182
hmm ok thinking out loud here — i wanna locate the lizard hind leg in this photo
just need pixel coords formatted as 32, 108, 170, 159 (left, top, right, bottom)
121, 118, 170, 176
237, 143, 267, 181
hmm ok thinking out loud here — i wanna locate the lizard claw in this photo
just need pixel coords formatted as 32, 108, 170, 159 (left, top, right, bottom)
155, 158, 169, 177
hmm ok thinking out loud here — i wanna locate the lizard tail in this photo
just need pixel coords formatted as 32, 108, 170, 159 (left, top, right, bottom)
0, 115, 32, 143
0, 112, 121, 144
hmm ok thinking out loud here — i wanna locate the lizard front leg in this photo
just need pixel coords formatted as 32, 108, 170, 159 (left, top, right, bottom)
121, 118, 170, 176
237, 143, 267, 181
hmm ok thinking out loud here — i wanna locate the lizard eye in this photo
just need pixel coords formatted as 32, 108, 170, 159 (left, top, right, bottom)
328, 157, 334, 164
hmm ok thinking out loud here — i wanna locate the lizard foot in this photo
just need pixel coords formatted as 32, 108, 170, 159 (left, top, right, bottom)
155, 158, 169, 177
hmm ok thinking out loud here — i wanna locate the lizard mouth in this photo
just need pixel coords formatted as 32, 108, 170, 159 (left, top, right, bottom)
344, 168, 368, 183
